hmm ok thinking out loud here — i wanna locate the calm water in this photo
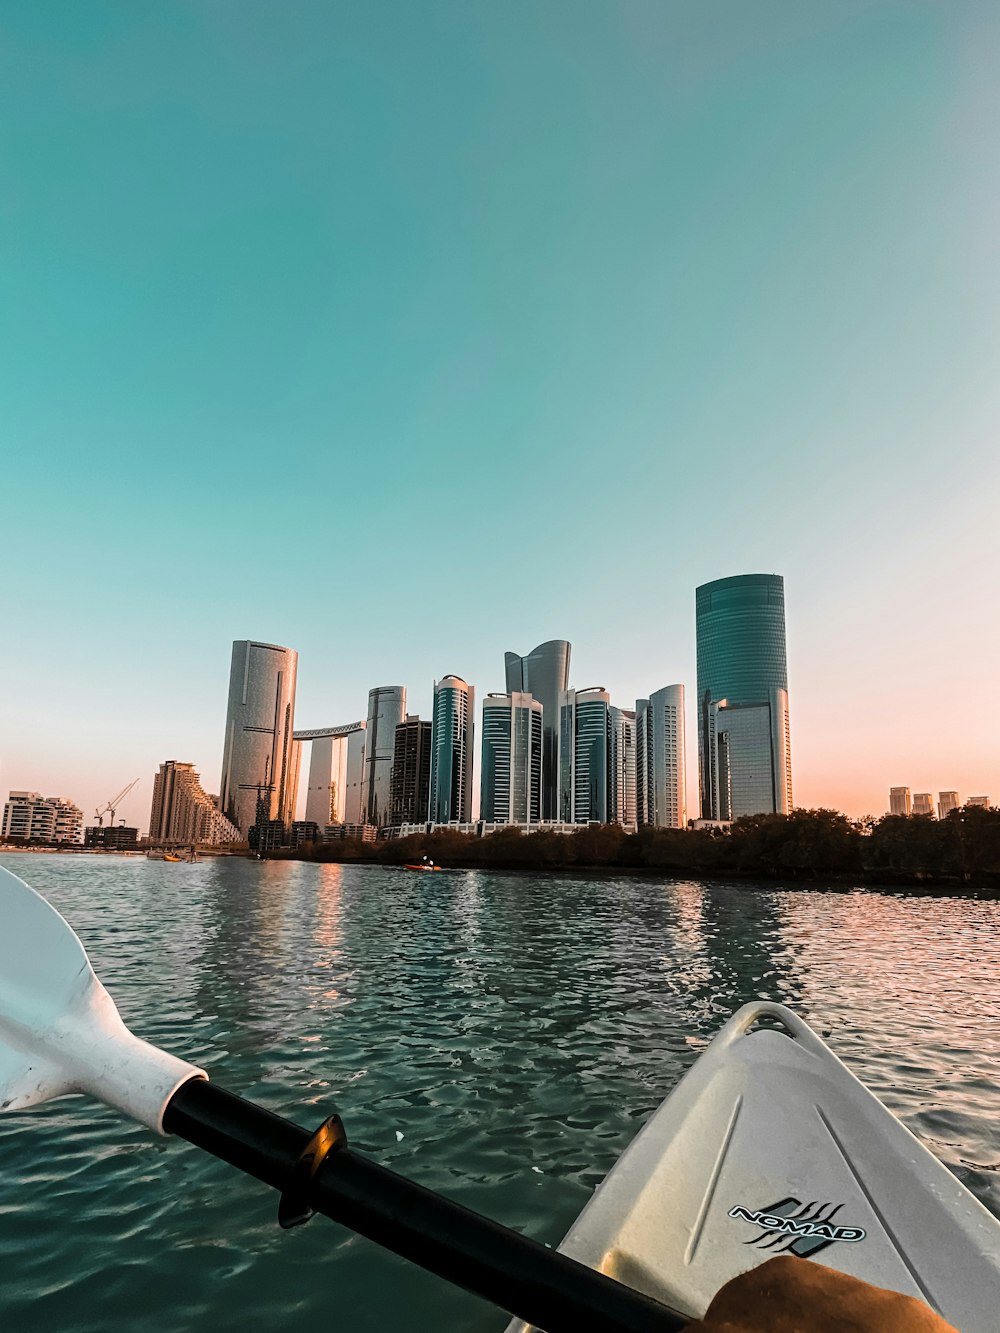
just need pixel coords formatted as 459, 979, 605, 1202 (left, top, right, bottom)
1, 855, 999, 1332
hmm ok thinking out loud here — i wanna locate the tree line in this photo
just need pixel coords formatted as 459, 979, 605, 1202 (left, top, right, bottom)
274, 805, 1000, 885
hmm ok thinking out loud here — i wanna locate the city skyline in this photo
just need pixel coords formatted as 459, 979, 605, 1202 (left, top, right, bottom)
3, 582, 995, 833
3, 4, 1000, 827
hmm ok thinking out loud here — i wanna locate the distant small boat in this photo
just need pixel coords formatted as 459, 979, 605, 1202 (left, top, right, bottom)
403, 863, 442, 872
163, 853, 182, 863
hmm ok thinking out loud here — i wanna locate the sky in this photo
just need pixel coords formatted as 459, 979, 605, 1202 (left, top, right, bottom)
2, 1, 999, 831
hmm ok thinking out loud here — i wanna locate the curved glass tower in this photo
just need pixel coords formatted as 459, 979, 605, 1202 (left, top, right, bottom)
361, 685, 406, 829
504, 639, 571, 821
429, 676, 475, 823
696, 575, 791, 819
219, 640, 298, 834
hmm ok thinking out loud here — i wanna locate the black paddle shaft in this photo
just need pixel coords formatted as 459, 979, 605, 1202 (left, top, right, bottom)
164, 1079, 687, 1333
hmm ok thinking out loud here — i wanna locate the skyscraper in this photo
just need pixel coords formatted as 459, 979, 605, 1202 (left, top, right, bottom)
889, 787, 912, 817
390, 716, 432, 826
480, 693, 543, 824
636, 685, 686, 828
608, 705, 637, 829
696, 575, 792, 820
149, 761, 241, 845
361, 686, 406, 829
558, 687, 610, 823
428, 675, 475, 823
219, 640, 298, 834
504, 640, 571, 821
913, 792, 935, 817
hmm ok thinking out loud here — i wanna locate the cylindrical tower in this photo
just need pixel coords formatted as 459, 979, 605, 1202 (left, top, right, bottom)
695, 574, 791, 819
219, 640, 298, 834
635, 684, 686, 829
361, 686, 406, 829
429, 676, 475, 824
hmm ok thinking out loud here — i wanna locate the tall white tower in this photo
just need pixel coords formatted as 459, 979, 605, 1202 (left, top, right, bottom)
636, 685, 686, 829
360, 686, 406, 829
219, 640, 298, 834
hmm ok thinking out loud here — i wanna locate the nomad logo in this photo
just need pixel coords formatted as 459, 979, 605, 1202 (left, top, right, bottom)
729, 1199, 866, 1258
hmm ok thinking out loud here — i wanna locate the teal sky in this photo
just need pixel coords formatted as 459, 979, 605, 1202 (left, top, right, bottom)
3, 1, 999, 827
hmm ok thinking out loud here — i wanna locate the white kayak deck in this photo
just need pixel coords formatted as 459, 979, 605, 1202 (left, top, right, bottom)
507, 1002, 1000, 1332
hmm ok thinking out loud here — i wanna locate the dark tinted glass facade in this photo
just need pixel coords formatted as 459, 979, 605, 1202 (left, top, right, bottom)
696, 575, 789, 819
390, 718, 432, 825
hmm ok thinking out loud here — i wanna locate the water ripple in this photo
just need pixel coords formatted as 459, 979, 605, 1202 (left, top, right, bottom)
1, 856, 998, 1330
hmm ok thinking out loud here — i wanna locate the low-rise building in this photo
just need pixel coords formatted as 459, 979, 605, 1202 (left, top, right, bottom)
325, 823, 377, 843
84, 825, 139, 851
289, 821, 321, 850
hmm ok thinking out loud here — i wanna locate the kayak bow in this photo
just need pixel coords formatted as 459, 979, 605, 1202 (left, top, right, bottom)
507, 1002, 1000, 1332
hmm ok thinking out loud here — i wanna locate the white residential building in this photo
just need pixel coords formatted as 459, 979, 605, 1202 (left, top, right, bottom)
636, 685, 686, 829
2, 791, 83, 844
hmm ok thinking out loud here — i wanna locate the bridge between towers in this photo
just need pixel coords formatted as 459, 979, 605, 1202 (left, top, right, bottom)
292, 722, 365, 741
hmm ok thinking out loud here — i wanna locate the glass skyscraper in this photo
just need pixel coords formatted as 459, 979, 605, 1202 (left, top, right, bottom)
504, 639, 571, 821
558, 687, 610, 823
390, 716, 432, 826
428, 675, 475, 823
695, 574, 792, 819
361, 685, 406, 829
480, 692, 543, 824
219, 640, 298, 834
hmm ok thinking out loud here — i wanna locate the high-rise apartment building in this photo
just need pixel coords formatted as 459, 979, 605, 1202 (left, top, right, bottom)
889, 787, 912, 817
636, 685, 686, 829
696, 574, 792, 820
937, 791, 960, 821
967, 796, 991, 809
219, 640, 298, 834
608, 705, 637, 829
912, 793, 935, 817
361, 686, 406, 829
480, 693, 543, 824
558, 687, 610, 823
1, 792, 82, 844
504, 640, 571, 821
298, 723, 367, 827
429, 676, 475, 823
149, 762, 241, 844
390, 716, 433, 826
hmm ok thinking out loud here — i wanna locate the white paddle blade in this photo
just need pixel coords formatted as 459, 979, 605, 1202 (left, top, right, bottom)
0, 865, 204, 1134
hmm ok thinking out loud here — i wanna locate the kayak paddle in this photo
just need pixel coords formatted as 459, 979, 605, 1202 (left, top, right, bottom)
0, 865, 685, 1333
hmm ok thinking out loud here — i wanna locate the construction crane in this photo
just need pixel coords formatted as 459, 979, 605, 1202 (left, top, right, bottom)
94, 778, 140, 829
